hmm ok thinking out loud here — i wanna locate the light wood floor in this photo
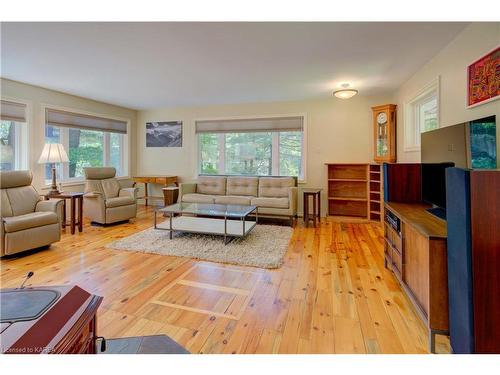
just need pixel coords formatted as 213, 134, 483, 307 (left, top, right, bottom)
0, 205, 449, 354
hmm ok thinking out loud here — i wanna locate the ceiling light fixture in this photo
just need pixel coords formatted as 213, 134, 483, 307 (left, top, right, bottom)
333, 83, 358, 99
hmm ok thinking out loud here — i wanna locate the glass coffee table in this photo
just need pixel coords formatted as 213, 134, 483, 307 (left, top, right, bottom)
154, 203, 258, 245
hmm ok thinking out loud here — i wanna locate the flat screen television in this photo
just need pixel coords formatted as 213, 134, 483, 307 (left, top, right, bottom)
421, 115, 497, 219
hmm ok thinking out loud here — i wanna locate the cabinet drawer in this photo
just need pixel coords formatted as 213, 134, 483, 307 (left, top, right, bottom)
385, 223, 402, 252
392, 245, 403, 278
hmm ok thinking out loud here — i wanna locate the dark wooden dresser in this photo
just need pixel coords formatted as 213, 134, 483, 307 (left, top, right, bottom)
1, 285, 103, 354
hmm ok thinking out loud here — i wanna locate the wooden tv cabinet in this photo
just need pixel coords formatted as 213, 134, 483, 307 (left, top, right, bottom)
383, 201, 448, 353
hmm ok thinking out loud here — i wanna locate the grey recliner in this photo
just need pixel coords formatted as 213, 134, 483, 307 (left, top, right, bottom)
1, 170, 63, 257
83, 167, 138, 224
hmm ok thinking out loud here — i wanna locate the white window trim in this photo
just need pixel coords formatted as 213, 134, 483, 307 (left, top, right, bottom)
0, 96, 31, 170
403, 77, 440, 152
41, 103, 131, 186
194, 113, 308, 183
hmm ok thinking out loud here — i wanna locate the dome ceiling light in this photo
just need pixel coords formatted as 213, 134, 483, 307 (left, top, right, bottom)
333, 83, 358, 99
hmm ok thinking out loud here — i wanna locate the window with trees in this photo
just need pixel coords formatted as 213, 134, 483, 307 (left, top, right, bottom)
44, 108, 127, 183
197, 116, 304, 179
0, 100, 28, 171
404, 78, 439, 151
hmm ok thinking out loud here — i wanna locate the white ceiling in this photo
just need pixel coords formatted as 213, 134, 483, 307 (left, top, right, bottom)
1, 22, 468, 110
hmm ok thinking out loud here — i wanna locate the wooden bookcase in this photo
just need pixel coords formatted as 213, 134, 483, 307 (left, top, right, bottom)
325, 163, 382, 221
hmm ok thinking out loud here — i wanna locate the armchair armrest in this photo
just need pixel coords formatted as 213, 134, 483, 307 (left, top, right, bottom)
36, 199, 64, 224
119, 187, 138, 199
288, 187, 298, 216
118, 178, 136, 189
179, 182, 196, 200
84, 191, 104, 198
35, 199, 64, 213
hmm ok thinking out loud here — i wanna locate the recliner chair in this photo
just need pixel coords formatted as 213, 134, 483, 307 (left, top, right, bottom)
1, 170, 63, 257
83, 167, 138, 224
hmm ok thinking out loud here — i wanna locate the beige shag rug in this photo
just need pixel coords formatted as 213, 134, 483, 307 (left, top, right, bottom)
106, 223, 292, 269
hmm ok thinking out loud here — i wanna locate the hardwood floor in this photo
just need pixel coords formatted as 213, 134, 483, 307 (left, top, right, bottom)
0, 205, 449, 353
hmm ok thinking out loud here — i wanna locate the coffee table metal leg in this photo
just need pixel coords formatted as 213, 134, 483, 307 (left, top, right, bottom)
224, 215, 227, 245
169, 213, 173, 239
154, 210, 157, 229
242, 216, 246, 236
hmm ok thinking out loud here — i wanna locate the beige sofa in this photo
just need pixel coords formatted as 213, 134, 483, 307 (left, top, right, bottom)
1, 170, 63, 257
83, 167, 138, 224
179, 176, 297, 224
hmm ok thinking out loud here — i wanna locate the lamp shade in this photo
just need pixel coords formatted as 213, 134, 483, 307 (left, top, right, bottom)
38, 143, 69, 164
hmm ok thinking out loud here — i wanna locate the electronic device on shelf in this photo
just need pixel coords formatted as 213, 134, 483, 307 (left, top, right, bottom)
384, 209, 401, 235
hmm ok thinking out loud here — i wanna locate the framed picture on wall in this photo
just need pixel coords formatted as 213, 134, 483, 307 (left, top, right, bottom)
146, 121, 183, 147
466, 46, 500, 108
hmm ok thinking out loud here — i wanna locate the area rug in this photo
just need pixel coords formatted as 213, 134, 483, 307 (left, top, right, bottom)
105, 223, 293, 269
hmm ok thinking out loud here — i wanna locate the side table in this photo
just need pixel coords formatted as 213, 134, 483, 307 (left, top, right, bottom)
303, 188, 322, 227
45, 192, 84, 234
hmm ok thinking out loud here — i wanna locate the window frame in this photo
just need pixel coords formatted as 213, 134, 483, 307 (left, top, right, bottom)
42, 104, 131, 185
0, 97, 30, 171
404, 77, 440, 152
195, 114, 307, 182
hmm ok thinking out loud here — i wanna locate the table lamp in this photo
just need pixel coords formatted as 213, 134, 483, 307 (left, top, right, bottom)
38, 143, 69, 196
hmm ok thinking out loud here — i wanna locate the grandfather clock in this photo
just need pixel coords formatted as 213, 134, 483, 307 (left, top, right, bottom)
372, 104, 397, 163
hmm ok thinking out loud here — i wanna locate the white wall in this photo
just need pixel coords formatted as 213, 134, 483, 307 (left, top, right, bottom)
137, 94, 394, 215
1, 78, 138, 191
396, 23, 500, 163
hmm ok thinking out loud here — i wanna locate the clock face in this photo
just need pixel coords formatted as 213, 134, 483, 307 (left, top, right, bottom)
377, 112, 387, 124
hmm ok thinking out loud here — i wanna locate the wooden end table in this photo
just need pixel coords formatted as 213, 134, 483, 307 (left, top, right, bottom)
133, 176, 178, 206
303, 188, 322, 227
45, 192, 84, 234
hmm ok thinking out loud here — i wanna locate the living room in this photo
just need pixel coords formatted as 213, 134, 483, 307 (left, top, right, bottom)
1, 1, 499, 373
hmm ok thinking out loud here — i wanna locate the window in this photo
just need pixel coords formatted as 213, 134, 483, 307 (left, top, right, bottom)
404, 79, 439, 151
197, 116, 304, 179
0, 100, 28, 171
44, 108, 128, 183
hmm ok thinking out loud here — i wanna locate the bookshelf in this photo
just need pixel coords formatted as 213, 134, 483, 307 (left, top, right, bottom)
325, 163, 382, 221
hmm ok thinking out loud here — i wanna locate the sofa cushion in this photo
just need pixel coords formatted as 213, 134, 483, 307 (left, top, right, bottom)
251, 197, 289, 209
226, 177, 258, 197
101, 178, 121, 198
3, 211, 59, 233
6, 186, 40, 216
258, 177, 295, 198
182, 193, 216, 204
214, 195, 252, 205
105, 196, 136, 208
197, 176, 226, 195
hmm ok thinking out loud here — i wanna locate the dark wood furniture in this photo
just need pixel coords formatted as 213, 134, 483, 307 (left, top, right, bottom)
446, 168, 500, 353
382, 162, 449, 353
45, 192, 84, 234
133, 176, 178, 206
325, 163, 383, 221
1, 285, 102, 354
302, 188, 321, 227
372, 104, 397, 163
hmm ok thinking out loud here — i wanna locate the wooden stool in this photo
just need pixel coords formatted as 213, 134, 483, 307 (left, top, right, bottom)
303, 188, 322, 227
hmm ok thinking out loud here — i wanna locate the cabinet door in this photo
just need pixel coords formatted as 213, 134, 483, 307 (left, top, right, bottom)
403, 224, 430, 316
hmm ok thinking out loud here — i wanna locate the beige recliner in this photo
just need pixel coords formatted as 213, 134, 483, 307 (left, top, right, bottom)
1, 170, 63, 257
83, 167, 138, 224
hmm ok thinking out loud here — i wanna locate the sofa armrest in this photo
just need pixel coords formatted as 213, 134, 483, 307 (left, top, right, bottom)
118, 178, 136, 189
288, 187, 298, 216
119, 187, 138, 199
178, 182, 197, 201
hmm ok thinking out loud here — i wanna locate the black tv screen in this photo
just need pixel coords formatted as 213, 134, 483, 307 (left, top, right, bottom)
421, 162, 455, 209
